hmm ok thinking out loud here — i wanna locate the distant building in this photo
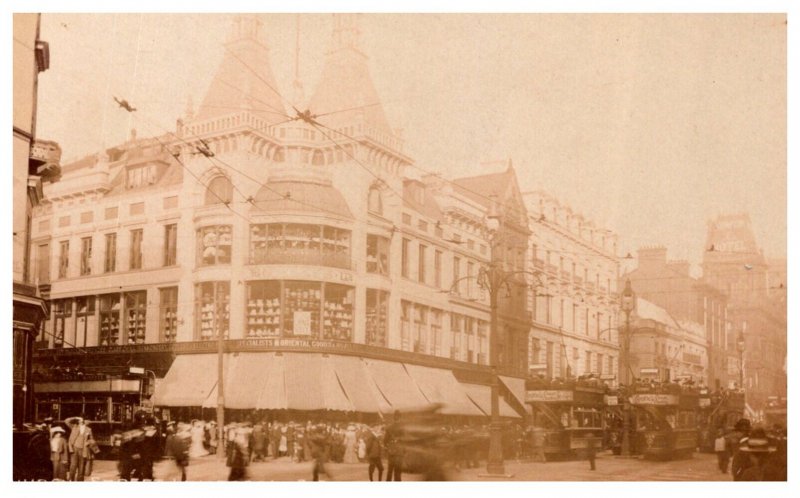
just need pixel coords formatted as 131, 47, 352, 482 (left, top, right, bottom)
627, 298, 708, 383
523, 191, 620, 385
29, 14, 528, 424
12, 13, 61, 427
624, 246, 735, 389
702, 213, 786, 415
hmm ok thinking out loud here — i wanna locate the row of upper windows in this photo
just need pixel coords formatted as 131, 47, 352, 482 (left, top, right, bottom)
36, 197, 180, 234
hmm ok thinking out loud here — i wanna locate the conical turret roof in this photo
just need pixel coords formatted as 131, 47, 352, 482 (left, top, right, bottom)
197, 14, 288, 124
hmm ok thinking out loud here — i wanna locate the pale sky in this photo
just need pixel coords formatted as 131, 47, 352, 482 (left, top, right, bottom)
35, 13, 787, 267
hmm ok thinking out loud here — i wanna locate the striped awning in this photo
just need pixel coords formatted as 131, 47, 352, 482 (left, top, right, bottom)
404, 364, 483, 416
460, 383, 521, 418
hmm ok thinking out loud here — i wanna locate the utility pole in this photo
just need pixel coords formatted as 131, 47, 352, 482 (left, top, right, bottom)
620, 279, 636, 457
215, 289, 225, 459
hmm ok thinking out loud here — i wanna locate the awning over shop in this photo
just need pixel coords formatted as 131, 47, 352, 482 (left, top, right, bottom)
218, 353, 272, 410
154, 354, 221, 407
255, 353, 287, 410
499, 375, 528, 410
35, 379, 141, 394
328, 355, 387, 414
284, 353, 353, 411
404, 364, 483, 416
361, 358, 429, 412
460, 383, 521, 418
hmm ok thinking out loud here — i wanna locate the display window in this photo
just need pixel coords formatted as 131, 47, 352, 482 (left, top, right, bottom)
283, 281, 321, 337
196, 282, 230, 340
250, 223, 351, 269
366, 234, 390, 275
197, 225, 232, 266
246, 281, 281, 338
125, 291, 147, 344
160, 287, 178, 342
99, 294, 121, 346
366, 289, 389, 346
323, 284, 354, 341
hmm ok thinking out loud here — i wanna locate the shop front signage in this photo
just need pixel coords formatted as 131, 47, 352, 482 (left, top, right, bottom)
525, 390, 573, 402
604, 395, 619, 406
629, 394, 678, 406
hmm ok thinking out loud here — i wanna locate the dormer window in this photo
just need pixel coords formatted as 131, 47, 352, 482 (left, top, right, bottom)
126, 164, 156, 189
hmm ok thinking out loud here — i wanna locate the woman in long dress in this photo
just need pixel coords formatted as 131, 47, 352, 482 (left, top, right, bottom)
189, 420, 209, 458
343, 425, 358, 464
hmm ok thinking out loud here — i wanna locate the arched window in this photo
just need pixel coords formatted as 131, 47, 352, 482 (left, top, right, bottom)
205, 176, 233, 206
367, 187, 383, 215
311, 150, 325, 166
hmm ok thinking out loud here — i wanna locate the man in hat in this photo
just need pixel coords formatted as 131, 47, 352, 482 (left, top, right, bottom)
67, 416, 91, 481
737, 428, 778, 481
730, 419, 752, 481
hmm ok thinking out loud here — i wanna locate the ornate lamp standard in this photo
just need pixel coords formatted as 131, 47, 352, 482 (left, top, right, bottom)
619, 279, 636, 457
441, 200, 540, 477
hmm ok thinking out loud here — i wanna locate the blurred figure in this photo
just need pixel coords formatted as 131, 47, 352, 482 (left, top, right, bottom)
309, 424, 332, 481
189, 420, 209, 458
67, 416, 90, 481
532, 427, 546, 462
585, 432, 597, 471
165, 423, 191, 481
730, 418, 752, 481
365, 425, 384, 481
82, 421, 99, 478
343, 424, 358, 463
384, 411, 404, 481
252, 421, 266, 462
714, 428, 729, 474
737, 428, 778, 481
49, 426, 68, 480
227, 423, 251, 481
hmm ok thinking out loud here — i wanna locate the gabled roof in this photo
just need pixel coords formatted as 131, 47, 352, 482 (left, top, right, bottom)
196, 14, 287, 124
452, 162, 528, 226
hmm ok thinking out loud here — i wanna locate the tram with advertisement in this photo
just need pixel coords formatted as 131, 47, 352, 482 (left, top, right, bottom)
697, 388, 746, 452
525, 376, 606, 460
626, 382, 699, 459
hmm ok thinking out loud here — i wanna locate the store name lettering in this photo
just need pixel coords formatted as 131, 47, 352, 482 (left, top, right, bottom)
525, 390, 573, 402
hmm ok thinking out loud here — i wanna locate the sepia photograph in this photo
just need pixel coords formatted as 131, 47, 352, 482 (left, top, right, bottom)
6, 2, 792, 492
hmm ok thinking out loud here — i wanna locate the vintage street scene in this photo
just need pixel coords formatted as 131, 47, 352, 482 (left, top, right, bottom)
10, 12, 787, 484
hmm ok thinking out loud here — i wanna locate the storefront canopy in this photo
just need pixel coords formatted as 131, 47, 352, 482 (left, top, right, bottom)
153, 354, 222, 407
154, 352, 514, 418
499, 375, 529, 412
460, 383, 521, 419
404, 364, 484, 416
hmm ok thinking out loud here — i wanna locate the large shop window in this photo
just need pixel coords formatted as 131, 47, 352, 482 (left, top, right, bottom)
125, 292, 147, 344
366, 235, 390, 275
198, 225, 232, 266
99, 294, 121, 346
249, 223, 351, 269
246, 281, 281, 338
160, 287, 178, 342
245, 281, 355, 340
196, 282, 230, 340
366, 289, 389, 347
53, 299, 72, 348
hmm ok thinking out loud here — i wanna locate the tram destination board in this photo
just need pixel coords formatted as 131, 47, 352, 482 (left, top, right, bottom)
629, 393, 678, 405
525, 390, 573, 402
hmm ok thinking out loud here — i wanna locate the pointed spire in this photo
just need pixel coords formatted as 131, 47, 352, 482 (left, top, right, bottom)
196, 14, 287, 124
308, 14, 392, 139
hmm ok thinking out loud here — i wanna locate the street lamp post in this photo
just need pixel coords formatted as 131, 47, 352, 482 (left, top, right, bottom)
619, 278, 636, 457
737, 329, 745, 391
483, 205, 506, 476
215, 295, 226, 460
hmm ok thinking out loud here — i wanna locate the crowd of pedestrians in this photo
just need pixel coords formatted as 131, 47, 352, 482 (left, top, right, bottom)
713, 419, 787, 481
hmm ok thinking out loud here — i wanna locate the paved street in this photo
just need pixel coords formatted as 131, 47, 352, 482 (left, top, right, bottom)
83, 451, 731, 482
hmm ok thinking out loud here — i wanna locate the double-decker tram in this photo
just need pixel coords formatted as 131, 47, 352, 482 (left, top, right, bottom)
628, 382, 699, 459
525, 376, 606, 460
697, 388, 745, 452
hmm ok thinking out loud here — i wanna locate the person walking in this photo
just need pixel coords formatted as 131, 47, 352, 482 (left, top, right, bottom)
343, 424, 359, 464
309, 424, 332, 481
166, 423, 191, 481
365, 426, 384, 481
532, 427, 546, 463
586, 433, 597, 471
49, 427, 69, 481
82, 423, 100, 478
730, 419, 752, 481
384, 411, 404, 481
227, 424, 250, 481
252, 421, 266, 462
714, 429, 729, 474
67, 417, 91, 481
